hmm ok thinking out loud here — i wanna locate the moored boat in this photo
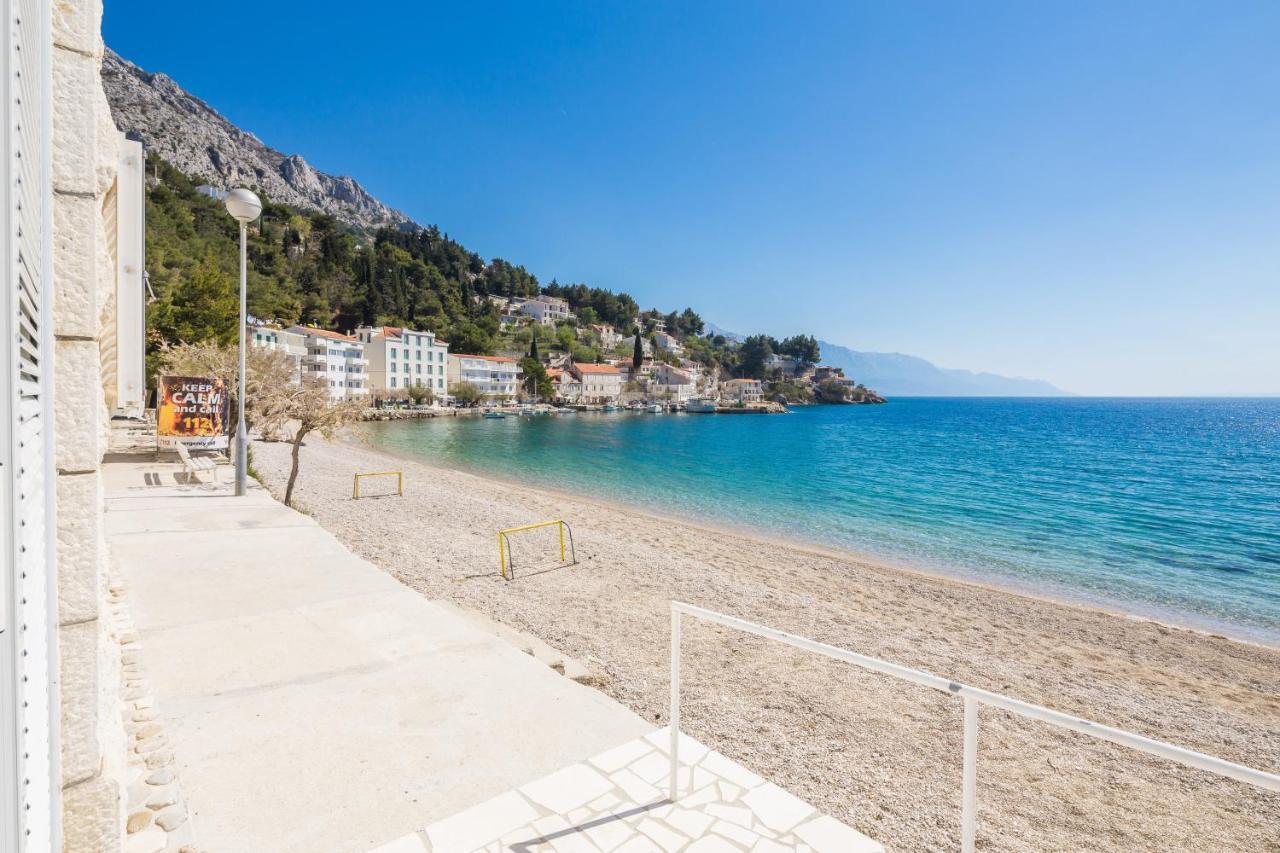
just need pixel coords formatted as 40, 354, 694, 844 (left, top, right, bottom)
686, 396, 717, 413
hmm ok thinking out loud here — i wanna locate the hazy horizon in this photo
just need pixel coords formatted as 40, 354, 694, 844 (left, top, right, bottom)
104, 1, 1280, 396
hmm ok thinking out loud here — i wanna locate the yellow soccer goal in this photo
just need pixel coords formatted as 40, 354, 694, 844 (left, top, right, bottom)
497, 519, 577, 580
352, 470, 404, 499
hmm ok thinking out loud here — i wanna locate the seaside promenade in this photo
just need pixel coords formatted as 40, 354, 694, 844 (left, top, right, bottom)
101, 451, 881, 852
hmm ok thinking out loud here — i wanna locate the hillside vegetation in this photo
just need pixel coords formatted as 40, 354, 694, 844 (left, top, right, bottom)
143, 156, 827, 385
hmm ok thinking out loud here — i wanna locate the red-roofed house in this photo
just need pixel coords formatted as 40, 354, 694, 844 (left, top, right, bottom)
546, 367, 583, 403
356, 325, 450, 398
569, 362, 623, 404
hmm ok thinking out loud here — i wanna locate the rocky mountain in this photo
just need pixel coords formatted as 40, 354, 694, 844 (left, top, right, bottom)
101, 49, 413, 232
817, 341, 1070, 396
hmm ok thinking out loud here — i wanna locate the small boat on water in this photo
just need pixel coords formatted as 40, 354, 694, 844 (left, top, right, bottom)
602, 404, 618, 412
482, 410, 506, 419
518, 406, 536, 416
645, 403, 663, 413
686, 397, 717, 413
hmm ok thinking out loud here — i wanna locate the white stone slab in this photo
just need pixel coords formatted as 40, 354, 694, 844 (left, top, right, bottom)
794, 814, 885, 853
521, 762, 616, 815
741, 781, 816, 832
368, 834, 429, 853
425, 790, 540, 851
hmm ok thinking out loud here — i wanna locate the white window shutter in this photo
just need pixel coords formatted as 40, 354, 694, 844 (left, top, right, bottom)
2, 1, 58, 851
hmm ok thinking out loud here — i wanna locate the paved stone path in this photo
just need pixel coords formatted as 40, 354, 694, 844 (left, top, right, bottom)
375, 729, 883, 852
103, 459, 650, 853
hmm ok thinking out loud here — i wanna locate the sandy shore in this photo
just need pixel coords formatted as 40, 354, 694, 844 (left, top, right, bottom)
251, 435, 1279, 852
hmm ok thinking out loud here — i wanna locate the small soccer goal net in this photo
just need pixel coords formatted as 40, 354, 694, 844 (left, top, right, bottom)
496, 519, 577, 579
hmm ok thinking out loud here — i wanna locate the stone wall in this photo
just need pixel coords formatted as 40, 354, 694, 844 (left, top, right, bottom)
51, 0, 126, 849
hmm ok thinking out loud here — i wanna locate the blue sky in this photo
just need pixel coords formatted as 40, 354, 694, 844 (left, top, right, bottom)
105, 1, 1279, 395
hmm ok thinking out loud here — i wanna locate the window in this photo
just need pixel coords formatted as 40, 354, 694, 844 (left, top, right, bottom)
416, 364, 421, 374
390, 348, 397, 359
391, 377, 397, 388
390, 363, 396, 373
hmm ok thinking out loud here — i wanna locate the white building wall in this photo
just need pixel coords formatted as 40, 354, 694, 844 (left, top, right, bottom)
358, 326, 449, 397
447, 356, 519, 399
112, 137, 145, 417
45, 1, 129, 849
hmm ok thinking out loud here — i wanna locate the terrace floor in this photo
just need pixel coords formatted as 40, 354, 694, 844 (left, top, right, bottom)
374, 729, 883, 853
103, 447, 883, 853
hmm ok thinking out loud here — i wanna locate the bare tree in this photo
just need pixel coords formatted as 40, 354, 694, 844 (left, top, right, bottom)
157, 342, 296, 444
254, 379, 365, 507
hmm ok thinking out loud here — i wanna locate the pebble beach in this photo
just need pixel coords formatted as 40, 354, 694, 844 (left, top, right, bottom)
251, 434, 1280, 852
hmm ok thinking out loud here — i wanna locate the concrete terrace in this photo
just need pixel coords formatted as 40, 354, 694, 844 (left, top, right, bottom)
103, 454, 881, 852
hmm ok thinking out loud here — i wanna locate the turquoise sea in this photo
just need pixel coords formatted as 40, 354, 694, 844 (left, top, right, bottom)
363, 398, 1280, 645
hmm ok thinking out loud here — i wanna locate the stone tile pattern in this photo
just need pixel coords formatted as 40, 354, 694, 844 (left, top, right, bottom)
108, 576, 199, 853
376, 729, 883, 853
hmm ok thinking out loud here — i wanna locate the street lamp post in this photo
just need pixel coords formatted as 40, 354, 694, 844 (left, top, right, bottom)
224, 188, 262, 496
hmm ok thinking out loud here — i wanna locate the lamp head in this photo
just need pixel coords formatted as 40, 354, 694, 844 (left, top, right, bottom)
224, 187, 262, 223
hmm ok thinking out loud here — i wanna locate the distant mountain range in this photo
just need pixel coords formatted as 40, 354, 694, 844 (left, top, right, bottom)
101, 50, 413, 232
817, 341, 1069, 396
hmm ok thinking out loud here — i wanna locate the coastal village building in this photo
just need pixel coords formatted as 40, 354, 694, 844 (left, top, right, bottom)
722, 378, 765, 404
588, 323, 623, 349
766, 353, 809, 378
287, 327, 370, 400
447, 354, 520, 399
650, 363, 696, 402
653, 331, 684, 355
570, 362, 623, 404
615, 356, 654, 384
248, 323, 307, 382
620, 335, 654, 357
519, 294, 573, 326
546, 367, 583, 403
355, 325, 449, 397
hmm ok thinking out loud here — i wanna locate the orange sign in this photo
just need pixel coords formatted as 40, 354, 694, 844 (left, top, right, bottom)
157, 375, 229, 449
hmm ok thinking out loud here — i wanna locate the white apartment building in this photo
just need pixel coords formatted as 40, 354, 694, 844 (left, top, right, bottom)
447, 354, 521, 399
519, 294, 573, 326
722, 378, 764, 404
248, 324, 307, 383
355, 325, 449, 398
287, 327, 370, 399
570, 362, 623, 404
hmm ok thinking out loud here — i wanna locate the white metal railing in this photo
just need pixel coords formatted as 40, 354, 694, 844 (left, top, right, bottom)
667, 601, 1280, 852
